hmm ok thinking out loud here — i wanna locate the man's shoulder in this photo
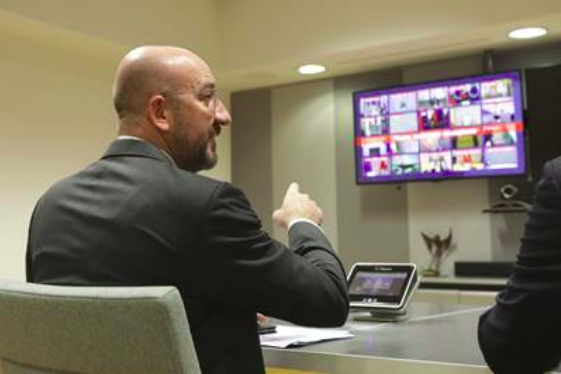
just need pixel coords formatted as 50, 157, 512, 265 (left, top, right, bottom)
127, 161, 248, 211
169, 168, 249, 203
36, 155, 251, 218
41, 158, 232, 205
173, 168, 225, 192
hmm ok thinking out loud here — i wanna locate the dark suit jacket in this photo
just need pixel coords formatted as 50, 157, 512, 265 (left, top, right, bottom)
26, 139, 349, 374
478, 157, 561, 374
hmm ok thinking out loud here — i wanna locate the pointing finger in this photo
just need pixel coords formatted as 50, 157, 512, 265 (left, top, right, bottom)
286, 182, 300, 197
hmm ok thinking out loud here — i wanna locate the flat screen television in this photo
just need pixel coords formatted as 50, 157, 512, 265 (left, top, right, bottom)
353, 70, 526, 184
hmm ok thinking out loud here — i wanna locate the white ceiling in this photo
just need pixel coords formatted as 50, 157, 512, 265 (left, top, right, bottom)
1, 0, 561, 92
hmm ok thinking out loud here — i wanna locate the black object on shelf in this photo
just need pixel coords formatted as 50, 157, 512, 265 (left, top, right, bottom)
482, 200, 531, 213
455, 261, 514, 278
483, 184, 531, 213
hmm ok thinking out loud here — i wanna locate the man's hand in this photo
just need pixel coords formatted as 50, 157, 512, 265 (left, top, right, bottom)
272, 183, 323, 229
257, 313, 268, 325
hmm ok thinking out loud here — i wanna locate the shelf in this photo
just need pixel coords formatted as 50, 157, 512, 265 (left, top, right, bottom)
482, 206, 529, 213
482, 200, 530, 213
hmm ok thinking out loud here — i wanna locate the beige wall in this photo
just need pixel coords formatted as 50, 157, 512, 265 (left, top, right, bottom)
0, 32, 117, 280
271, 80, 338, 247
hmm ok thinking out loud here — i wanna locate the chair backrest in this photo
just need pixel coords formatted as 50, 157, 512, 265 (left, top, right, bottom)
0, 280, 200, 374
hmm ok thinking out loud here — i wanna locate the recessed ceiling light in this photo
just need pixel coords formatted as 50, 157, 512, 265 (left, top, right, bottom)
298, 64, 326, 75
508, 27, 548, 40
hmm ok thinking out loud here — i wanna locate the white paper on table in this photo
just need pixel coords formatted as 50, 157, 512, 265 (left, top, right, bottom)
259, 325, 354, 348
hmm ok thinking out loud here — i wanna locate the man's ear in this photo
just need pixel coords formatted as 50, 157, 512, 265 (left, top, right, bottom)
148, 95, 171, 132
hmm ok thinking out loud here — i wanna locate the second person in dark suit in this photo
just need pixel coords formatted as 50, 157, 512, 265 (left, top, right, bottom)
479, 158, 561, 374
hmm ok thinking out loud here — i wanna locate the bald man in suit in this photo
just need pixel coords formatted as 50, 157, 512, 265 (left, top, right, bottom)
26, 46, 349, 374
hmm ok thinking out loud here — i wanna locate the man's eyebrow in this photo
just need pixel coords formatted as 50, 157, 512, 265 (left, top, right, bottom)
198, 82, 216, 91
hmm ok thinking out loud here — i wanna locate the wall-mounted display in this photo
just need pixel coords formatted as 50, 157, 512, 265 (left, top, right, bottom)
353, 71, 526, 184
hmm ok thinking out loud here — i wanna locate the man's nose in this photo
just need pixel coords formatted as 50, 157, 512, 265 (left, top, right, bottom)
215, 100, 231, 126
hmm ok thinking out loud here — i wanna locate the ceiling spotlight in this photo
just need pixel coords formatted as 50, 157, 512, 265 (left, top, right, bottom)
508, 27, 548, 40
298, 64, 326, 75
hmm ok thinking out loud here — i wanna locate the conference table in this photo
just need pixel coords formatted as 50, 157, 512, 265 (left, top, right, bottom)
263, 302, 560, 374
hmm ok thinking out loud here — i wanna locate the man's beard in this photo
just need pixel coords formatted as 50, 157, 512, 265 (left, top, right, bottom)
195, 134, 217, 171
173, 123, 217, 172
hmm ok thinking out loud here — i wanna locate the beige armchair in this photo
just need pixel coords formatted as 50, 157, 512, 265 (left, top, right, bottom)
0, 280, 200, 374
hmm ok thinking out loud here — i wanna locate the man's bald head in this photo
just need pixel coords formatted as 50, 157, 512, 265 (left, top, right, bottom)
111, 45, 230, 172
112, 46, 209, 121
